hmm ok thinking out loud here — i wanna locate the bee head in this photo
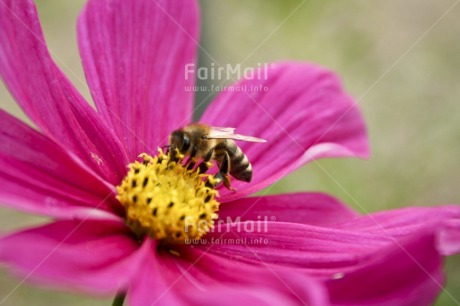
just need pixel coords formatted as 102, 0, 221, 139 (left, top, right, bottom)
169, 130, 191, 154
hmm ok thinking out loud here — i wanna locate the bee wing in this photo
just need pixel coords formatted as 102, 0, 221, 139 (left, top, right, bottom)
209, 127, 236, 133
204, 127, 266, 143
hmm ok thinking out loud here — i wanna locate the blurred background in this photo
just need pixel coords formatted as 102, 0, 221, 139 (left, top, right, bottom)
1, 0, 459, 305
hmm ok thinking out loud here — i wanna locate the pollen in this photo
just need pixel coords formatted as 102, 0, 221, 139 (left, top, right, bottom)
116, 149, 220, 242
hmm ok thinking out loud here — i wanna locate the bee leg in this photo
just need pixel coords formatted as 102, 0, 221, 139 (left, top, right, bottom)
186, 145, 199, 170
169, 146, 179, 163
198, 147, 214, 174
218, 152, 236, 191
222, 174, 234, 191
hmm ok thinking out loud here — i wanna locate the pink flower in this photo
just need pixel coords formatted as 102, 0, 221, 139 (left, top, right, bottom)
0, 0, 459, 305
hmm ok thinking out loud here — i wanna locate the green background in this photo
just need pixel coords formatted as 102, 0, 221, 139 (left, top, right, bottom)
0, 0, 459, 305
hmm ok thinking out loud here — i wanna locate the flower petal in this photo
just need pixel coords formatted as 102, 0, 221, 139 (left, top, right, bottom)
0, 110, 123, 218
219, 192, 357, 226
127, 240, 184, 306
438, 219, 460, 256
129, 240, 328, 306
200, 204, 460, 305
204, 205, 460, 271
325, 231, 444, 306
78, 0, 198, 160
0, 0, 128, 184
201, 62, 369, 201
181, 249, 329, 306
0, 220, 141, 294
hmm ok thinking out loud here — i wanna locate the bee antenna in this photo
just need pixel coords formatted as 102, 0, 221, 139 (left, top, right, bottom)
161, 145, 171, 153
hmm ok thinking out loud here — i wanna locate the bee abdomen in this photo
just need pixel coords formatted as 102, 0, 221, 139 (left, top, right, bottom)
228, 143, 252, 182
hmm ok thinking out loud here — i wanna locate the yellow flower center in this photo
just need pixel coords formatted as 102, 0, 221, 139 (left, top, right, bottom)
116, 149, 220, 242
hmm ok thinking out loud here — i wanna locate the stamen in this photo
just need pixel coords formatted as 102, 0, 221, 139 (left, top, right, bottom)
116, 149, 220, 241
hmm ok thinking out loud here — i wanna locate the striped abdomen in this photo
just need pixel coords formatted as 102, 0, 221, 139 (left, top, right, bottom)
215, 140, 252, 182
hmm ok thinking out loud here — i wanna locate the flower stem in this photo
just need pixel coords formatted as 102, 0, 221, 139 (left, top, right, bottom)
112, 292, 126, 306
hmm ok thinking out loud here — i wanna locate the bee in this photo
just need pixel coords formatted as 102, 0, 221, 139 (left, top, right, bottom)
168, 123, 266, 189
